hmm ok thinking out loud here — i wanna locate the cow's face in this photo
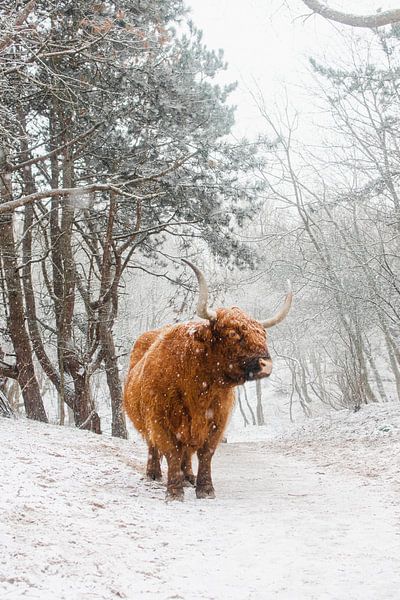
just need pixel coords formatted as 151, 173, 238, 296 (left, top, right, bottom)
181, 259, 292, 386
212, 307, 272, 385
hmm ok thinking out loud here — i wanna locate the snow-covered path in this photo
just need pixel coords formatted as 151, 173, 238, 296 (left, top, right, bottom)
1, 417, 399, 600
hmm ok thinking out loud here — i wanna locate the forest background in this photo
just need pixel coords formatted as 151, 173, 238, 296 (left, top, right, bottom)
1, 0, 400, 437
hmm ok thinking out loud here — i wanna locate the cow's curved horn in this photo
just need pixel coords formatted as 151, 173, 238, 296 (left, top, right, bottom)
260, 281, 293, 329
181, 259, 217, 321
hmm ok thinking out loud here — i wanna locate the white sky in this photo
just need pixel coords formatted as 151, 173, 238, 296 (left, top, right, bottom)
187, 0, 400, 138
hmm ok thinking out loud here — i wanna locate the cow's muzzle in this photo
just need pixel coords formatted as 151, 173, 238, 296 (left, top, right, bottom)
245, 356, 273, 381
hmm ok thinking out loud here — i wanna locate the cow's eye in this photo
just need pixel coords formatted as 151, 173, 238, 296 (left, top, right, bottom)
227, 330, 241, 341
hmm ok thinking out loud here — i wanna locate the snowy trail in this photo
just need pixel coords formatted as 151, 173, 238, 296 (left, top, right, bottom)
1, 418, 399, 600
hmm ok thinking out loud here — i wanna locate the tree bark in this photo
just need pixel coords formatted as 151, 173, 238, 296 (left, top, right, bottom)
243, 384, 256, 425
0, 163, 47, 422
255, 379, 265, 426
100, 325, 127, 438
72, 371, 101, 433
237, 387, 249, 427
97, 194, 127, 438
48, 122, 101, 433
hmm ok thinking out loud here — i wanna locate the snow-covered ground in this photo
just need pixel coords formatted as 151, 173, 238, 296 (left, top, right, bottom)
1, 402, 399, 600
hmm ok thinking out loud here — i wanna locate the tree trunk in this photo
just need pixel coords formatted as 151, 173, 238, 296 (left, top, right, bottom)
237, 387, 249, 427
255, 379, 265, 426
0, 158, 47, 422
367, 351, 388, 403
0, 387, 14, 418
0, 212, 47, 420
243, 384, 256, 425
97, 194, 127, 438
100, 324, 127, 438
72, 371, 101, 433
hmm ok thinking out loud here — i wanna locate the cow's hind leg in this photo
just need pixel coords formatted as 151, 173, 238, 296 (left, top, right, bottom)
146, 444, 162, 481
181, 448, 196, 486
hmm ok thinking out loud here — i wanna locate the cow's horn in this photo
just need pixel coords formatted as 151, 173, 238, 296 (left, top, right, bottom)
260, 280, 293, 329
181, 259, 217, 321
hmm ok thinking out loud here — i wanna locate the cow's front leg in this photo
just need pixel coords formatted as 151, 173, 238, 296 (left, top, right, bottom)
165, 444, 184, 501
196, 440, 217, 499
146, 444, 162, 481
181, 447, 196, 486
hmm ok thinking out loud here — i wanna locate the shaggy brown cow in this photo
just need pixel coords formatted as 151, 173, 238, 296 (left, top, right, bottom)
123, 260, 292, 501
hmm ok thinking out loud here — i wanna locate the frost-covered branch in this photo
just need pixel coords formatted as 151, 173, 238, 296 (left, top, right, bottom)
0, 184, 153, 215
301, 0, 400, 28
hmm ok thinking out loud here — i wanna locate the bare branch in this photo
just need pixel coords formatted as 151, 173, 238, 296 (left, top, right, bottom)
9, 121, 105, 173
0, 359, 18, 380
0, 184, 147, 215
0, 0, 36, 52
301, 0, 400, 28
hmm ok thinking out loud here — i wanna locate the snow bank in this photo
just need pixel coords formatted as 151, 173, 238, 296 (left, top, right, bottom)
260, 402, 400, 491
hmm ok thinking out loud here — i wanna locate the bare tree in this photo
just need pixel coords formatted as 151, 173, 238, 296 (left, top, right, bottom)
0, 145, 48, 422
249, 28, 400, 413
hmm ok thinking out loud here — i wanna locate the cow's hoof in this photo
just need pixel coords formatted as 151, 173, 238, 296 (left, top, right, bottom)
165, 488, 184, 502
183, 474, 196, 487
196, 485, 215, 499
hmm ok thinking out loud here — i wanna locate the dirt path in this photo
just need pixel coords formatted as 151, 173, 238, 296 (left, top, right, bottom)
1, 419, 399, 599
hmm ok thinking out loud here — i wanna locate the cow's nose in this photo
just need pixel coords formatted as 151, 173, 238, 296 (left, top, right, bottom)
245, 357, 273, 380
258, 358, 272, 377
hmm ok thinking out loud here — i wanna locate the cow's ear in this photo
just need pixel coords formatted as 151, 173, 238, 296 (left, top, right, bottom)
193, 323, 212, 343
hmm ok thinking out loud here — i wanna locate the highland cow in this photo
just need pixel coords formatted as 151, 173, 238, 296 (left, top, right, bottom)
124, 260, 292, 501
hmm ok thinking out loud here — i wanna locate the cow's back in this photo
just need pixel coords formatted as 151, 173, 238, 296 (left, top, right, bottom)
128, 327, 165, 368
